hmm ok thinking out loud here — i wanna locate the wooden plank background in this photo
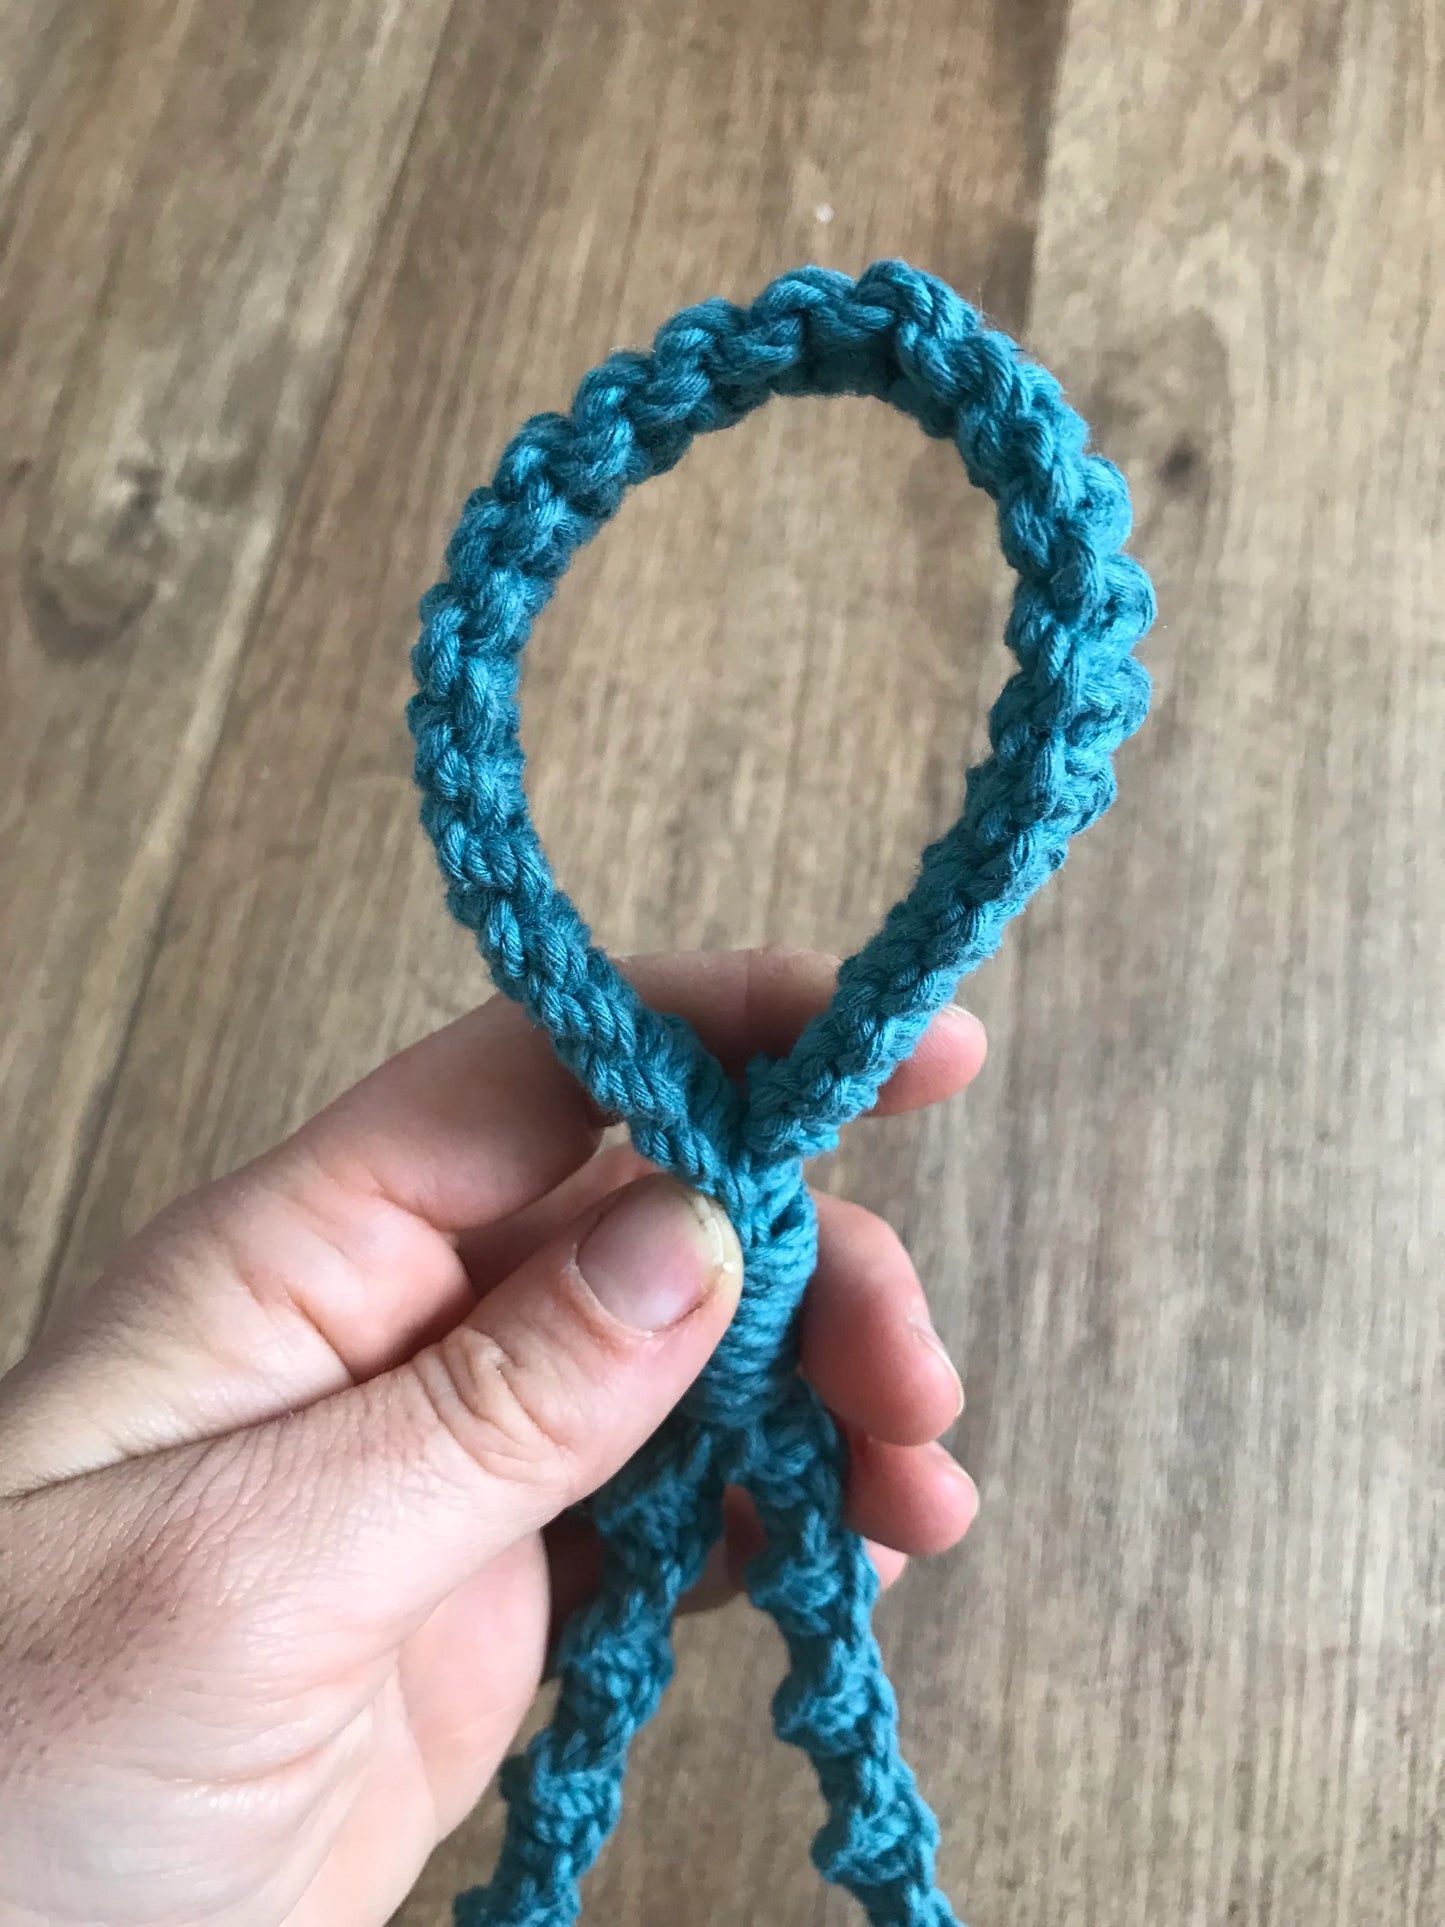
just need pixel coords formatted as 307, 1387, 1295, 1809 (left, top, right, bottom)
2, 2, 1440, 1923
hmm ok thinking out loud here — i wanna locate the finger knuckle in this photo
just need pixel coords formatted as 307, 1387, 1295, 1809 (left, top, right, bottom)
821, 1193, 911, 1279
413, 1324, 578, 1490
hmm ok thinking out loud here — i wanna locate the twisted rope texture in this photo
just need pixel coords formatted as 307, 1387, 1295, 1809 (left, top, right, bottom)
408, 261, 1155, 1925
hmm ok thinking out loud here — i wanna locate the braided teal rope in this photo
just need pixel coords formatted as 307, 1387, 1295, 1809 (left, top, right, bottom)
408, 259, 1154, 1926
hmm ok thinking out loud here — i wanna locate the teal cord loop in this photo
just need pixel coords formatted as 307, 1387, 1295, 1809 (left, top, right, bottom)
409, 260, 1155, 1926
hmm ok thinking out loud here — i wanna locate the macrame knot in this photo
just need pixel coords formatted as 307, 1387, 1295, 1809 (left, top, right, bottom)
684, 1146, 815, 1431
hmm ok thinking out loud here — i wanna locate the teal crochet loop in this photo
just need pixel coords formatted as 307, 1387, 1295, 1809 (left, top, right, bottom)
408, 259, 1154, 1927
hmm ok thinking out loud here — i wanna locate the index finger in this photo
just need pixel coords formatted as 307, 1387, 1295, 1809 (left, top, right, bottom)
291, 947, 985, 1237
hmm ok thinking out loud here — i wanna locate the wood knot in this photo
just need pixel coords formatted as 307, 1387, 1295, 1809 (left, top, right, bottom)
1158, 437, 1203, 493
23, 458, 171, 661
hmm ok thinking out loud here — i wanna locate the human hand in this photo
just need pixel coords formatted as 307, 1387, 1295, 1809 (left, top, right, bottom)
0, 949, 984, 1927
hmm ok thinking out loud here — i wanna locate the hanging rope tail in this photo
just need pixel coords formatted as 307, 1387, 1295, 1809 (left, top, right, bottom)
407, 259, 1156, 1926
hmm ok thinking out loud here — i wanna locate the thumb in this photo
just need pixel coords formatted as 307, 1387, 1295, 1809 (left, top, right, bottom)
249, 1174, 743, 1632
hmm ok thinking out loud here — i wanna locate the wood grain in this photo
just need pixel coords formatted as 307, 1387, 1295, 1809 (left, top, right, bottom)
3, 0, 1441, 1923
0, 0, 454, 1367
